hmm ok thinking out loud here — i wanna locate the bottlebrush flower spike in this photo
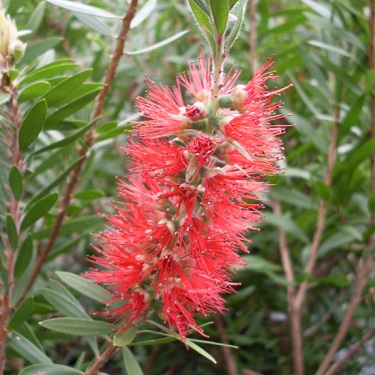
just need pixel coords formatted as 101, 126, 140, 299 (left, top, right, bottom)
87, 52, 290, 340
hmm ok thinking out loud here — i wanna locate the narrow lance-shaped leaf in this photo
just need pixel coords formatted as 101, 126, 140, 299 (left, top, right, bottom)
6, 215, 18, 251
22, 38, 63, 65
7, 332, 52, 364
18, 82, 51, 104
27, 156, 85, 206
130, 0, 157, 29
113, 326, 138, 347
21, 192, 59, 231
124, 30, 189, 55
56, 271, 112, 302
226, 0, 248, 50
39, 317, 112, 336
46, 0, 120, 18
14, 235, 33, 278
44, 90, 101, 129
18, 100, 47, 153
122, 347, 144, 375
42, 69, 92, 107
187, 0, 216, 47
73, 12, 114, 37
40, 289, 90, 319
9, 165, 23, 201
20, 364, 84, 375
8, 296, 34, 331
32, 119, 98, 155
210, 0, 229, 35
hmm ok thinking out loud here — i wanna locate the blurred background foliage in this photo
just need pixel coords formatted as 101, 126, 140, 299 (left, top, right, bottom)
1, 0, 374, 374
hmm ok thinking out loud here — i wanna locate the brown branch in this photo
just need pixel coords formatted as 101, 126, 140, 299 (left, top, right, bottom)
272, 199, 301, 374
315, 258, 374, 375
84, 341, 118, 375
249, 0, 258, 75
20, 0, 138, 301
214, 316, 237, 375
289, 105, 339, 375
0, 90, 23, 374
91, 0, 138, 121
243, 369, 264, 375
370, 0, 375, 231
324, 327, 375, 375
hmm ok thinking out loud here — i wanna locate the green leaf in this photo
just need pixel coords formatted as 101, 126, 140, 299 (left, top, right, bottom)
9, 165, 23, 201
0, 93, 11, 105
8, 297, 34, 331
243, 255, 282, 273
73, 12, 114, 37
39, 318, 112, 336
226, 0, 248, 50
22, 38, 64, 64
14, 236, 33, 279
185, 339, 217, 363
6, 215, 18, 252
125, 30, 189, 55
189, 0, 210, 14
130, 0, 157, 29
8, 332, 52, 364
210, 0, 229, 35
18, 100, 47, 152
48, 235, 88, 260
319, 230, 361, 256
56, 271, 111, 302
46, 0, 119, 18
263, 213, 309, 243
50, 84, 105, 108
21, 192, 59, 231
43, 69, 92, 107
32, 119, 98, 155
18, 82, 51, 104
316, 274, 350, 288
27, 157, 85, 206
95, 123, 134, 142
20, 60, 80, 85
25, 2, 46, 37
114, 326, 138, 347
271, 188, 313, 209
335, 138, 375, 179
44, 90, 101, 129
308, 40, 356, 60
40, 289, 90, 319
188, 0, 215, 47
74, 189, 104, 201
20, 364, 84, 375
33, 215, 102, 239
122, 347, 144, 375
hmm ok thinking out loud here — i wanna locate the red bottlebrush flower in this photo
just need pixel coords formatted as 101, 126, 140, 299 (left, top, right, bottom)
87, 50, 290, 340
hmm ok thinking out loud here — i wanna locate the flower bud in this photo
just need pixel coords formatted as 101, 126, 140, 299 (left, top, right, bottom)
0, 11, 26, 69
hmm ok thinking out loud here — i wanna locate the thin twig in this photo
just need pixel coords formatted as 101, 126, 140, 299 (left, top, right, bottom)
369, 0, 375, 232
272, 199, 301, 374
84, 341, 118, 375
315, 258, 374, 375
243, 369, 264, 375
290, 105, 339, 375
324, 328, 375, 375
214, 316, 237, 375
19, 0, 138, 301
0, 88, 23, 374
